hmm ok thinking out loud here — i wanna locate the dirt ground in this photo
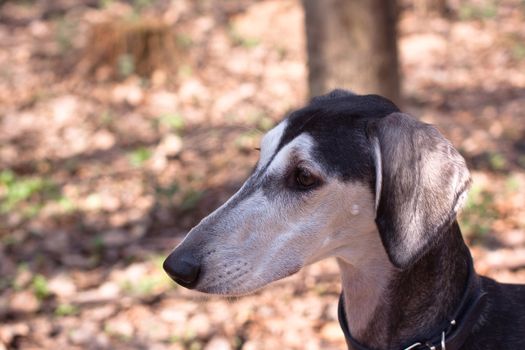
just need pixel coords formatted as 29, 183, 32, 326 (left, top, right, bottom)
1, 0, 525, 349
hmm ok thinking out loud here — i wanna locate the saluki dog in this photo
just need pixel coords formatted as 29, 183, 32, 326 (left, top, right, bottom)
164, 90, 525, 350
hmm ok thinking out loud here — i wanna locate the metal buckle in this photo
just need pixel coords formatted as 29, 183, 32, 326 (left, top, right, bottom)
424, 330, 446, 350
422, 330, 446, 350
404, 343, 422, 350
404, 330, 446, 350
403, 318, 454, 350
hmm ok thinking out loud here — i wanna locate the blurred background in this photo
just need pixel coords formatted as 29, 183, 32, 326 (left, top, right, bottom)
0, 0, 524, 349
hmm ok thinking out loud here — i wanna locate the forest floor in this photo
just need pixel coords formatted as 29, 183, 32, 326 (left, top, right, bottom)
1, 0, 525, 349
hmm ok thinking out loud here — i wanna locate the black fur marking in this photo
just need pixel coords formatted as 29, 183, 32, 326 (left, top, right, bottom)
273, 91, 399, 185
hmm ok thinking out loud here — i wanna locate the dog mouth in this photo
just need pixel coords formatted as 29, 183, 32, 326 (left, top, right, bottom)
195, 263, 252, 295
195, 262, 303, 296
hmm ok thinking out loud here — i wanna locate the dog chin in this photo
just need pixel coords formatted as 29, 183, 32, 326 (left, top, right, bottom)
197, 265, 303, 296
196, 280, 268, 297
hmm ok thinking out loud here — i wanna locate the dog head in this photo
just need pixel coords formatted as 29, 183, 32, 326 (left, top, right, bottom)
163, 90, 471, 295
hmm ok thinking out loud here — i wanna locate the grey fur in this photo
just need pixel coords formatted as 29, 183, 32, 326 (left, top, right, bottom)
369, 112, 472, 268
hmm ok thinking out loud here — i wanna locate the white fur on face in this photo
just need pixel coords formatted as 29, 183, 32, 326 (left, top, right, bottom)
371, 136, 382, 211
257, 119, 288, 170
182, 126, 388, 296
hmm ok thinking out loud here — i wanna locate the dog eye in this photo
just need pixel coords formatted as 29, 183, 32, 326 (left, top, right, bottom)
295, 168, 317, 189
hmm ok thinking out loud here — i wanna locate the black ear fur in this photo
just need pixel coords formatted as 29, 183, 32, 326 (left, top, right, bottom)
368, 112, 471, 269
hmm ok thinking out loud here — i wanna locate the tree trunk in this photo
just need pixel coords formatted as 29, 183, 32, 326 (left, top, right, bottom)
414, 0, 450, 17
302, 0, 401, 105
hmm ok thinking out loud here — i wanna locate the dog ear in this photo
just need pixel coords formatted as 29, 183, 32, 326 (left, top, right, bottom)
368, 112, 471, 269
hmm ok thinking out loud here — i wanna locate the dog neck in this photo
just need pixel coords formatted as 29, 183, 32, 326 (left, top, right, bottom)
337, 221, 471, 350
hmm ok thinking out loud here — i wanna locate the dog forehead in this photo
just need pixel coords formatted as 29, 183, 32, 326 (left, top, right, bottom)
258, 93, 399, 180
276, 118, 372, 181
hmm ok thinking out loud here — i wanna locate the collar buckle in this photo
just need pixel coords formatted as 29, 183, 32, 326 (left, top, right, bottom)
403, 343, 422, 350
405, 321, 451, 350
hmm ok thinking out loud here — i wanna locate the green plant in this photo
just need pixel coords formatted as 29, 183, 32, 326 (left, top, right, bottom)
128, 147, 152, 167
257, 116, 274, 131
55, 303, 79, 316
57, 196, 76, 213
32, 274, 50, 300
99, 0, 114, 8
459, 184, 497, 244
458, 1, 497, 20
160, 113, 185, 133
91, 235, 105, 253
488, 152, 507, 171
0, 170, 60, 214
117, 54, 136, 78
228, 27, 260, 48
512, 42, 525, 61
504, 175, 520, 193
121, 265, 172, 296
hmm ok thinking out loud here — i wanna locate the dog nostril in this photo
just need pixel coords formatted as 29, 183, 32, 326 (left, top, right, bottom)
163, 250, 201, 289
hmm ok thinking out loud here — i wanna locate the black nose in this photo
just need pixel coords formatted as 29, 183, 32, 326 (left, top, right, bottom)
163, 250, 201, 289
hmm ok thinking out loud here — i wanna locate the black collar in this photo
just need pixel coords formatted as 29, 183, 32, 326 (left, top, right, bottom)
337, 258, 488, 350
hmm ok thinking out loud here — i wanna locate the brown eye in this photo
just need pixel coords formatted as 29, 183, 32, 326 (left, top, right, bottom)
295, 168, 317, 188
